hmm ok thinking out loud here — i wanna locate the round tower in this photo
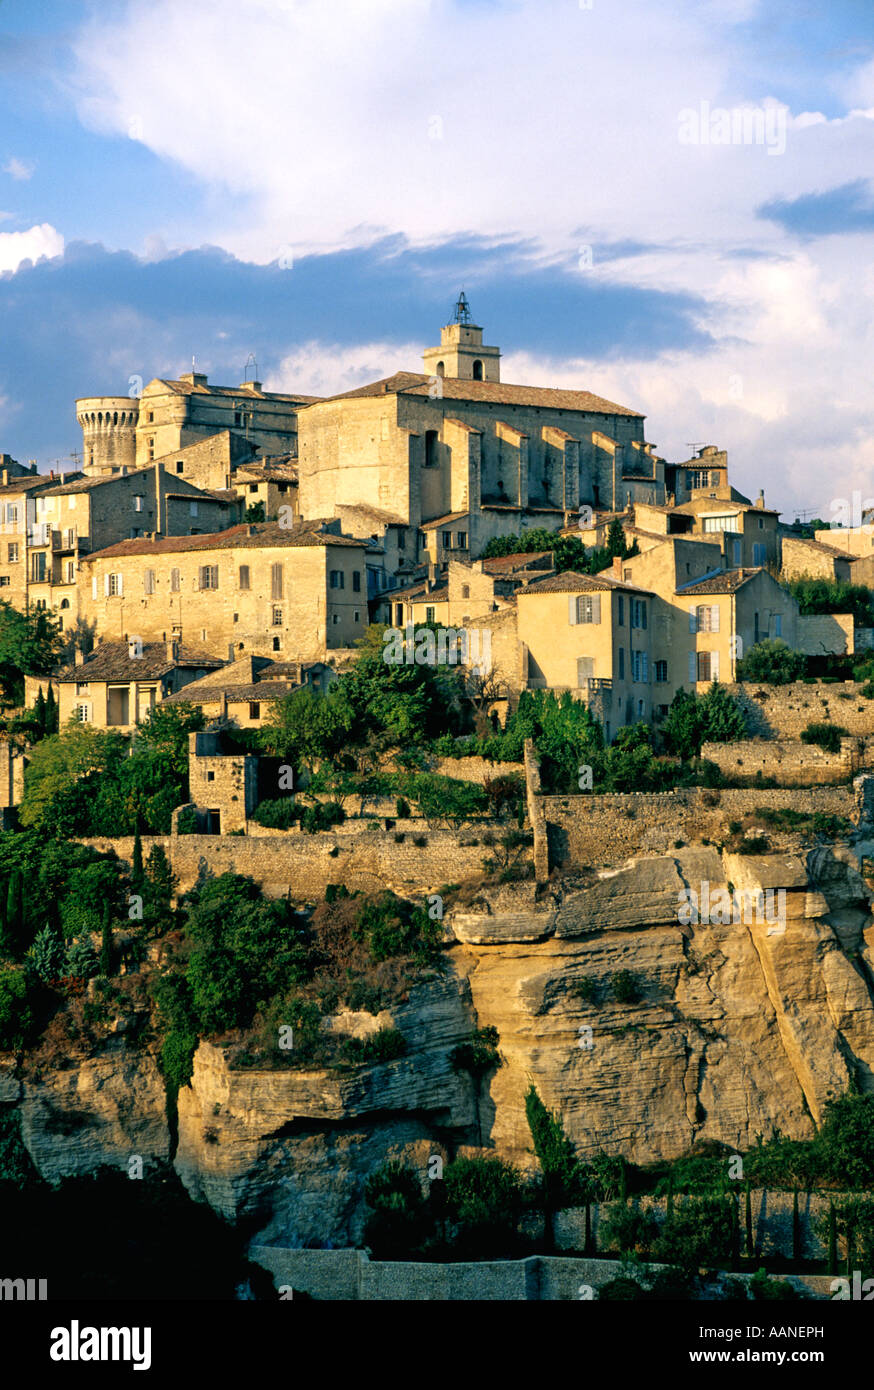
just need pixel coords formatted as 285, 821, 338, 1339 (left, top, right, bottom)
76, 396, 140, 475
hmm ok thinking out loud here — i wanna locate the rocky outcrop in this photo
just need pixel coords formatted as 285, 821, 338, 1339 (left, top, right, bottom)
4, 844, 874, 1247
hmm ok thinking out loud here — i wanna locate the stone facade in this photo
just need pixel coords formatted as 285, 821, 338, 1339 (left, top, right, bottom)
700, 736, 861, 785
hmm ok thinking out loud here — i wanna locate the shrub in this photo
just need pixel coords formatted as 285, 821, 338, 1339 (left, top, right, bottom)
0, 966, 36, 1051
65, 935, 98, 980
444, 1155, 524, 1257
748, 1267, 802, 1301
600, 1201, 658, 1257
653, 1196, 733, 1273
251, 797, 299, 829
611, 971, 641, 1004
395, 797, 410, 818
300, 801, 345, 833
800, 722, 847, 753
736, 640, 806, 685
525, 1085, 589, 1209
572, 976, 599, 1004
343, 1027, 407, 1064
176, 807, 198, 835
363, 1161, 429, 1259
451, 1025, 502, 1077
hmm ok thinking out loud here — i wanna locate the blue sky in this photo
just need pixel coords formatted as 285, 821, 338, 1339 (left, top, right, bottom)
2, 0, 874, 517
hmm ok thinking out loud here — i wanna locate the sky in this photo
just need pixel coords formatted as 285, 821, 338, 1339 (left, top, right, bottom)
2, 0, 874, 521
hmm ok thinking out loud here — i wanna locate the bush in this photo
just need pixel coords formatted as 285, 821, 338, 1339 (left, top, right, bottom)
572, 976, 599, 1004
363, 1161, 429, 1259
611, 971, 641, 1004
300, 801, 345, 833
662, 685, 747, 759
251, 797, 299, 829
600, 1201, 658, 1257
653, 1196, 733, 1273
176, 807, 198, 835
800, 722, 847, 753
0, 966, 36, 1051
343, 1027, 407, 1064
65, 935, 98, 980
748, 1267, 802, 1301
444, 1155, 525, 1257
736, 640, 806, 685
451, 1025, 502, 1077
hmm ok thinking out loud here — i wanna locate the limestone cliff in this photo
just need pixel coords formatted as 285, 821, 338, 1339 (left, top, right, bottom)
4, 843, 874, 1248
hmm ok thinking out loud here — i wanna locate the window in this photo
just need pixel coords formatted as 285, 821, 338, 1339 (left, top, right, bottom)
352, 571, 361, 592
617, 594, 624, 626
354, 610, 361, 623
249, 483, 258, 494
144, 569, 155, 595
397, 531, 405, 550
65, 561, 74, 583
206, 770, 215, 783
697, 650, 718, 682
623, 568, 631, 581
694, 604, 719, 633
198, 565, 219, 590
442, 531, 452, 548
461, 584, 470, 600
30, 553, 46, 583
176, 461, 184, 474
249, 702, 261, 720
235, 412, 242, 426
147, 439, 155, 461
395, 604, 403, 625
424, 430, 438, 467
754, 611, 760, 643
272, 607, 283, 626
631, 599, 647, 629
569, 594, 601, 624
758, 517, 764, 529
329, 570, 344, 589
170, 568, 180, 592
271, 562, 284, 599
76, 704, 91, 723
702, 514, 736, 534
752, 543, 766, 566
577, 657, 594, 685
239, 565, 250, 590
331, 614, 340, 625
272, 636, 281, 650
425, 606, 436, 623
189, 502, 198, 517
472, 360, 483, 380
6, 506, 17, 525
6, 544, 15, 563
76, 681, 89, 695
732, 538, 742, 566
632, 650, 649, 683
0, 577, 8, 588
148, 411, 154, 423
618, 647, 625, 679
457, 532, 467, 549
133, 496, 144, 512
655, 659, 668, 683
774, 614, 782, 637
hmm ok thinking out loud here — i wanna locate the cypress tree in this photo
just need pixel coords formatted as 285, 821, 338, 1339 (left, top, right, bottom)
744, 1183, 753, 1260
666, 1171, 674, 1221
99, 901, 112, 977
730, 1192, 740, 1272
132, 825, 144, 890
584, 1200, 593, 1255
618, 1156, 628, 1203
828, 1202, 837, 1276
6, 870, 22, 954
33, 686, 45, 735
44, 683, 57, 734
792, 1188, 801, 1264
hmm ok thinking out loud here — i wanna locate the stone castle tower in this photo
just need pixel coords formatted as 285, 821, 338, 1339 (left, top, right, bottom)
422, 292, 501, 382
76, 396, 140, 476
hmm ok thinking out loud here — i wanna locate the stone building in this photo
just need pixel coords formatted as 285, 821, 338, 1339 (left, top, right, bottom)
162, 654, 335, 727
295, 301, 667, 558
42, 639, 224, 730
183, 726, 258, 834
79, 519, 368, 660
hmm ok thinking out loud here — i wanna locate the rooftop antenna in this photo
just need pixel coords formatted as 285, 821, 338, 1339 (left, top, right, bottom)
684, 443, 706, 458
453, 289, 472, 325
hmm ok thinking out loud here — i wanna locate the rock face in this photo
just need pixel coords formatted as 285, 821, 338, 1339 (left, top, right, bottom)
5, 844, 874, 1247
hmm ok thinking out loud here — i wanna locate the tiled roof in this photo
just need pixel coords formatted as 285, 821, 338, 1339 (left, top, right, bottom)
150, 378, 322, 404
308, 371, 642, 417
783, 536, 851, 559
389, 581, 449, 602
53, 641, 225, 683
0, 477, 64, 496
420, 511, 470, 529
676, 567, 763, 595
162, 657, 326, 705
84, 520, 366, 562
519, 570, 653, 596
482, 550, 554, 571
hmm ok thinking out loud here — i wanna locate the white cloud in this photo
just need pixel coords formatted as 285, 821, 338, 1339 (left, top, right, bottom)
2, 158, 35, 181
0, 224, 64, 275
267, 340, 423, 398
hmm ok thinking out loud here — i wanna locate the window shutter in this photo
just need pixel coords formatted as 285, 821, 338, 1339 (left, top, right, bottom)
271, 563, 284, 600
641, 603, 647, 629
591, 595, 601, 624
104, 574, 110, 597
688, 651, 696, 684
117, 573, 123, 596
711, 606, 720, 633
710, 650, 719, 680
688, 607, 697, 633
92, 576, 98, 600
211, 565, 218, 589
568, 595, 578, 625
642, 653, 649, 682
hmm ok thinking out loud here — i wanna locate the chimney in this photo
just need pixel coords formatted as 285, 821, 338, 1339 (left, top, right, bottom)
755, 489, 765, 509
165, 637, 179, 663
74, 648, 84, 667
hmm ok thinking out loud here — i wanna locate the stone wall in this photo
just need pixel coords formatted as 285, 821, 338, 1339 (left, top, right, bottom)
249, 1245, 834, 1301
81, 826, 500, 898
431, 756, 524, 785
539, 785, 853, 870
700, 737, 860, 785
731, 681, 874, 740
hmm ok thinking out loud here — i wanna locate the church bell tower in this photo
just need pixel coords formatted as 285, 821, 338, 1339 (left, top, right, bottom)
423, 292, 501, 383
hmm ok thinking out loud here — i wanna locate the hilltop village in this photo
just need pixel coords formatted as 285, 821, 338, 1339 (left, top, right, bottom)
4, 297, 874, 1301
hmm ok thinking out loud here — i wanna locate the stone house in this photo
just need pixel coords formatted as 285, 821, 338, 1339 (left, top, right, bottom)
35, 639, 224, 730
516, 571, 655, 737
780, 535, 853, 583
182, 726, 258, 834
161, 654, 336, 727
78, 519, 368, 660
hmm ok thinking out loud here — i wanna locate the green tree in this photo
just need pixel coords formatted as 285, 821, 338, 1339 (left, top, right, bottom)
444, 1155, 524, 1258
363, 1161, 430, 1259
66, 935, 98, 979
27, 923, 65, 983
0, 966, 35, 1050
18, 724, 129, 836
0, 601, 62, 705
661, 684, 747, 759
736, 639, 806, 685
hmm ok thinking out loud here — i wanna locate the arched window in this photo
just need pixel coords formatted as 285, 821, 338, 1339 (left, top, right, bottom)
472, 359, 483, 380
436, 361, 445, 377
60, 598, 70, 609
